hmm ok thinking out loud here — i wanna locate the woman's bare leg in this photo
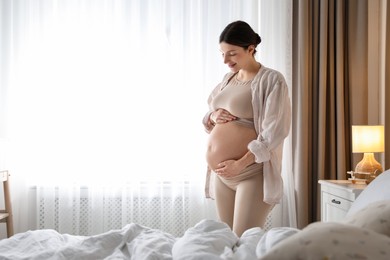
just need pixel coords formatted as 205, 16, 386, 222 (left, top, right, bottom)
213, 174, 236, 229
233, 172, 273, 236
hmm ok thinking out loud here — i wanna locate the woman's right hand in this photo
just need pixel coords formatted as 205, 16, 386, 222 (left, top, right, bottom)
210, 109, 237, 124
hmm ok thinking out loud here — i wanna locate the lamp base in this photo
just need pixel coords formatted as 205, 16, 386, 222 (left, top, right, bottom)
354, 152, 383, 183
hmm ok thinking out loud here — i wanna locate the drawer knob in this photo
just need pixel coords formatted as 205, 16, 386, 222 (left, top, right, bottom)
331, 199, 341, 204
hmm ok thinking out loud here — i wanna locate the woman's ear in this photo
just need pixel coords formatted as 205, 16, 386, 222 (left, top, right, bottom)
248, 45, 255, 55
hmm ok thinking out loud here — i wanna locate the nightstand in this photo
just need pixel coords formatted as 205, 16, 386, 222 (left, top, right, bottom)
318, 180, 366, 222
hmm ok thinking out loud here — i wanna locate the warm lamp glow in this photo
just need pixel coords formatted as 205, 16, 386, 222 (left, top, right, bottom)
352, 125, 385, 181
352, 125, 385, 153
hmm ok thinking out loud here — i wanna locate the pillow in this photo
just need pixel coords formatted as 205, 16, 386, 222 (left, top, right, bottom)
344, 200, 390, 237
259, 222, 390, 260
347, 169, 390, 217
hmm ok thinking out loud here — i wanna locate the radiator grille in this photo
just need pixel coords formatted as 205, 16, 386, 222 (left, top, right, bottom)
38, 194, 192, 236
36, 186, 273, 237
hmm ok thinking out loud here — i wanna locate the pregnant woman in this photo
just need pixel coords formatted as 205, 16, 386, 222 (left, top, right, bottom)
203, 20, 291, 237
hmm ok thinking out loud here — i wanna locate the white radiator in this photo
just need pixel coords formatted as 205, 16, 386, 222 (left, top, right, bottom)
31, 184, 274, 237
32, 183, 196, 237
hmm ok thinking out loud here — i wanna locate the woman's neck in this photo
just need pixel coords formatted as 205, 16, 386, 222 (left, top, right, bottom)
236, 62, 261, 82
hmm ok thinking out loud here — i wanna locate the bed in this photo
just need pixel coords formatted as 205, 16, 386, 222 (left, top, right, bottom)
1, 170, 390, 260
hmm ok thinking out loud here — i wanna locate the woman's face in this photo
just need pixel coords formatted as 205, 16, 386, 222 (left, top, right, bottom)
219, 42, 253, 72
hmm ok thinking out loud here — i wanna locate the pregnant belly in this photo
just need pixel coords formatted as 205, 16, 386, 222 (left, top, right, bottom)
206, 122, 257, 170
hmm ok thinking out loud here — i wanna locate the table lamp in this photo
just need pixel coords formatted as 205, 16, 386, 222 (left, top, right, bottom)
352, 125, 384, 180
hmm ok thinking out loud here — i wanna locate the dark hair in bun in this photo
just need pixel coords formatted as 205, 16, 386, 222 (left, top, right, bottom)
219, 20, 261, 55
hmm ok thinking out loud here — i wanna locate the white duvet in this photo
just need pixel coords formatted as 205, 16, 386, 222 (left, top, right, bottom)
2, 209, 390, 260
0, 219, 297, 260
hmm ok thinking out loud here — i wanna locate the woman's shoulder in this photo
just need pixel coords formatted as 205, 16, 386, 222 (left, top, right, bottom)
256, 64, 286, 81
251, 65, 287, 91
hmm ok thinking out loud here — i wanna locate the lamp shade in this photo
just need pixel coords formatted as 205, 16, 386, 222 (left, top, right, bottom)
352, 125, 385, 153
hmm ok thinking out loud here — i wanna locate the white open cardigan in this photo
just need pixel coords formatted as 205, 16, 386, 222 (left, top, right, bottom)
203, 64, 291, 205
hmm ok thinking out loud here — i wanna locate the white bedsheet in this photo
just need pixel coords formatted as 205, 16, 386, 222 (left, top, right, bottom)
0, 219, 298, 260
0, 220, 298, 260
0, 220, 273, 259
3, 217, 388, 259
0, 222, 176, 260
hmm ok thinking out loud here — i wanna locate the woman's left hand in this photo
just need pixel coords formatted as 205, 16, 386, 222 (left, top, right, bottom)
214, 160, 244, 178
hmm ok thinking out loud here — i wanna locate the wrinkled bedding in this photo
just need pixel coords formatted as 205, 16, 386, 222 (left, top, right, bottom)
1, 212, 390, 260
0, 219, 297, 260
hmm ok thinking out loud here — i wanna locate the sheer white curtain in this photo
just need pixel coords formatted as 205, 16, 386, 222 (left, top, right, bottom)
258, 0, 296, 228
0, 0, 295, 237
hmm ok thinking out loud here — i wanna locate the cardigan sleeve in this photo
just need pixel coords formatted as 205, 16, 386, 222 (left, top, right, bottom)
247, 69, 291, 205
248, 73, 291, 164
202, 111, 215, 133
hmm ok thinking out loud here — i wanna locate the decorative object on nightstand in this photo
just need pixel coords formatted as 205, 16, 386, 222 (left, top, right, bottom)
351, 125, 385, 184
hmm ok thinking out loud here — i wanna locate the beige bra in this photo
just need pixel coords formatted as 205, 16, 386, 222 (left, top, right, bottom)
210, 73, 254, 128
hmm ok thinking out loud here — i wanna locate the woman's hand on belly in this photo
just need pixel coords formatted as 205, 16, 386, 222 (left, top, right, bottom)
214, 150, 256, 178
211, 108, 237, 124
206, 121, 257, 171
214, 159, 246, 178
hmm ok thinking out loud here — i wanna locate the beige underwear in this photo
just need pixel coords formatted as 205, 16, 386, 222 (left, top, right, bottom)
216, 162, 263, 190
